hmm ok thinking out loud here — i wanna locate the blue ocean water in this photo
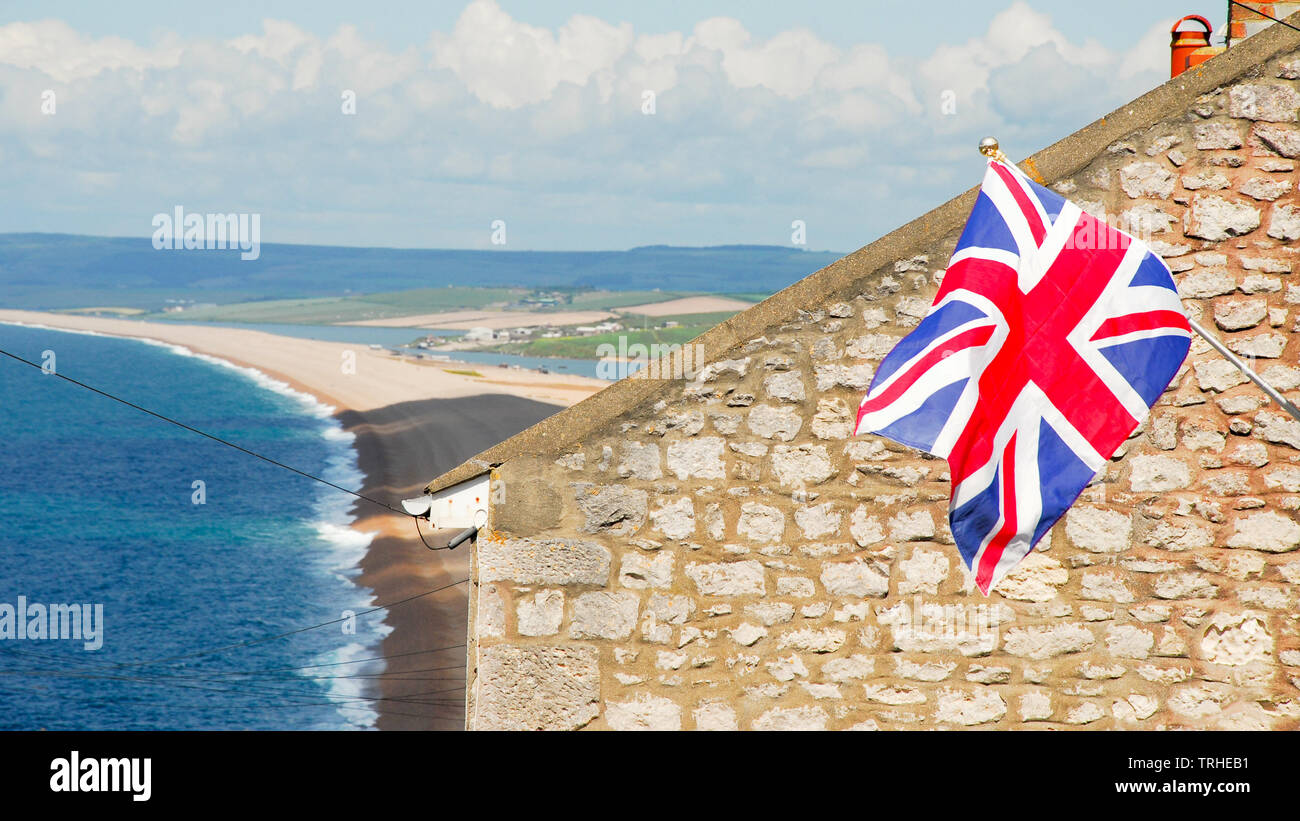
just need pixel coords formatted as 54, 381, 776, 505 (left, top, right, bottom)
0, 322, 388, 730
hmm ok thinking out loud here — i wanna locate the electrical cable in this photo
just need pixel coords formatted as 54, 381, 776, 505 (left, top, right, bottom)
0, 345, 409, 516
1228, 1, 1300, 35
0, 336, 485, 724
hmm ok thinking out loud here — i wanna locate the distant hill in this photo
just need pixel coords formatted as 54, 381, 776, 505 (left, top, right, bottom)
0, 233, 845, 310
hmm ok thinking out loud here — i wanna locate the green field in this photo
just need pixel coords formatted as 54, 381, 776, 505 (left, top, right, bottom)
615, 311, 742, 329
489, 328, 708, 359
136, 286, 757, 327
145, 286, 526, 324
564, 290, 688, 310
484, 307, 744, 360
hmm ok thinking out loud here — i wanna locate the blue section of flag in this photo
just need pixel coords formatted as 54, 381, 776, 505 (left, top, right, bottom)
950, 465, 1002, 567
1097, 335, 1192, 408
1031, 419, 1096, 545
1128, 251, 1178, 289
1023, 176, 1065, 222
874, 378, 968, 453
955, 192, 1018, 255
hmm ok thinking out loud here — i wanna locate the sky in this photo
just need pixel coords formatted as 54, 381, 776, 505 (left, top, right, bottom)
0, 0, 1229, 251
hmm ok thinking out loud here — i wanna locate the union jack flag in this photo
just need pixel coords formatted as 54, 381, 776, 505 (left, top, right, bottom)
854, 160, 1191, 595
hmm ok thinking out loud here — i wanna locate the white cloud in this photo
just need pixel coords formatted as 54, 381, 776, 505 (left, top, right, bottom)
919, 1, 1113, 102
430, 0, 633, 108
0, 2, 1177, 250
1118, 18, 1176, 79
0, 19, 180, 82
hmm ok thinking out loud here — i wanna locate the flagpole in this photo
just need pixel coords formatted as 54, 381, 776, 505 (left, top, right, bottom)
1187, 318, 1300, 423
977, 136, 1300, 426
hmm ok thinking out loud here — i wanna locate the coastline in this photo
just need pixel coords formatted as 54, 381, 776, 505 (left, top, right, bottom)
0, 310, 604, 730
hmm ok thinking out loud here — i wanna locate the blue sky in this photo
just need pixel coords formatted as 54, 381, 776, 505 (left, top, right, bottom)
0, 1, 1230, 251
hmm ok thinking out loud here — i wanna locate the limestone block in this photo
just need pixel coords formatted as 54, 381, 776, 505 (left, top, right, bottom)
1268, 203, 1300, 240
477, 583, 506, 638
665, 437, 725, 479
692, 700, 738, 731
1214, 298, 1268, 330
1152, 572, 1218, 599
993, 552, 1068, 602
1254, 411, 1300, 449
1106, 624, 1154, 659
619, 550, 674, 589
890, 658, 953, 682
1003, 623, 1096, 659
516, 589, 564, 636
1226, 510, 1300, 552
1240, 176, 1291, 201
752, 705, 828, 731
777, 627, 847, 653
1065, 507, 1131, 553
763, 370, 806, 402
1194, 121, 1242, 149
1255, 122, 1300, 156
646, 593, 694, 624
685, 560, 766, 596
618, 442, 662, 480
935, 688, 1007, 725
1128, 454, 1191, 491
897, 548, 949, 594
846, 334, 898, 360
1184, 195, 1260, 241
811, 397, 853, 439
1119, 161, 1175, 198
811, 363, 873, 392
771, 444, 835, 486
1228, 83, 1300, 121
821, 559, 890, 598
1182, 170, 1230, 190
475, 645, 600, 730
1177, 269, 1236, 298
606, 693, 682, 731
849, 505, 885, 546
745, 601, 795, 626
649, 497, 695, 540
746, 404, 803, 441
824, 655, 876, 682
479, 537, 611, 586
738, 502, 785, 543
1019, 691, 1053, 721
888, 510, 935, 542
795, 502, 841, 539
1081, 571, 1135, 603
570, 592, 640, 639
573, 485, 648, 535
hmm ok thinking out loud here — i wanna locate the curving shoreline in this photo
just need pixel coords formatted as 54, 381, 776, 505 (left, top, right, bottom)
0, 310, 603, 729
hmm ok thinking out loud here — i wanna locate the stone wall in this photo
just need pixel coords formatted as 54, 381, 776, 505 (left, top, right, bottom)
465, 48, 1300, 731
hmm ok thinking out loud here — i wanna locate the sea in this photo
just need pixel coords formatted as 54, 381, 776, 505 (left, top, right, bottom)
0, 322, 388, 730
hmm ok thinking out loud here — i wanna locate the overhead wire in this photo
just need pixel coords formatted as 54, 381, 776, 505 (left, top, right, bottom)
1228, 1, 1300, 36
0, 332, 481, 723
0, 345, 410, 516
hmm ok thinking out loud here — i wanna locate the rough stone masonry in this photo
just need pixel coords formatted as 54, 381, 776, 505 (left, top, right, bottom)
460, 38, 1300, 730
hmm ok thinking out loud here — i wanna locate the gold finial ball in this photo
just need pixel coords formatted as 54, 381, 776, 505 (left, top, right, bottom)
978, 136, 1000, 157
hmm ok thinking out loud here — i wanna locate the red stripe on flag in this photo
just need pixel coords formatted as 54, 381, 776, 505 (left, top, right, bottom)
1090, 310, 1190, 341
935, 255, 1019, 304
856, 325, 996, 419
989, 162, 1046, 246
976, 433, 1018, 594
